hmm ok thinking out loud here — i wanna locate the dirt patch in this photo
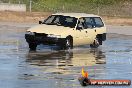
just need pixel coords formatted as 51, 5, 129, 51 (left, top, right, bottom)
0, 11, 52, 23
0, 11, 132, 25
103, 16, 132, 26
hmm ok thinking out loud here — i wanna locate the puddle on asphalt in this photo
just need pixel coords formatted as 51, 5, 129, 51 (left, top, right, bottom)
0, 24, 132, 88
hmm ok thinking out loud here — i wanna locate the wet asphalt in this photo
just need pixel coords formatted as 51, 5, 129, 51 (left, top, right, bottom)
0, 22, 132, 88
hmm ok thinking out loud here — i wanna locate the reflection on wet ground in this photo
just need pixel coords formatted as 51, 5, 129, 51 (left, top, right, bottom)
0, 24, 132, 88
26, 49, 106, 74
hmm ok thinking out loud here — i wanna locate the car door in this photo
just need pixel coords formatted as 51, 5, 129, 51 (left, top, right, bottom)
72, 18, 89, 46
82, 17, 97, 44
72, 17, 96, 45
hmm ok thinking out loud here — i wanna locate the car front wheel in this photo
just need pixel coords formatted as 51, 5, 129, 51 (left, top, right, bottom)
59, 37, 73, 50
65, 37, 73, 49
29, 43, 37, 51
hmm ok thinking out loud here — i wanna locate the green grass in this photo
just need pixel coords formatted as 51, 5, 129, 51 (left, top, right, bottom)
1, 0, 132, 17
30, 0, 116, 12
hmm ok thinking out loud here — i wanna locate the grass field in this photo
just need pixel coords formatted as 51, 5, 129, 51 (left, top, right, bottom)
1, 0, 132, 17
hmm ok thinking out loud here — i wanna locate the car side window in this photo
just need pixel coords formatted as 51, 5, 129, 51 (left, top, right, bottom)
84, 17, 94, 28
93, 17, 104, 27
44, 15, 55, 24
53, 16, 60, 24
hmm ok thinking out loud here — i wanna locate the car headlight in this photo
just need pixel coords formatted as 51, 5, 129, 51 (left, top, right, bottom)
47, 34, 61, 38
26, 31, 35, 35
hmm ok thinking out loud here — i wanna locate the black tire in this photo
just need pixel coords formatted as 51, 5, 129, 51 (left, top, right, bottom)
96, 34, 103, 45
98, 39, 102, 45
59, 37, 73, 50
29, 43, 37, 51
90, 38, 99, 48
65, 37, 73, 49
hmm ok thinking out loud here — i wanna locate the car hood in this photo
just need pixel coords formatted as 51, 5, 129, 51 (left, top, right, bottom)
27, 24, 72, 35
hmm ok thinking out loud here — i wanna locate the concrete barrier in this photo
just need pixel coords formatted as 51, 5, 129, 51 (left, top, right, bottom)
0, 3, 26, 12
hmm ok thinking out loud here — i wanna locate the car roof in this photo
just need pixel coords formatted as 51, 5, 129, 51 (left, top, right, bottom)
52, 13, 100, 18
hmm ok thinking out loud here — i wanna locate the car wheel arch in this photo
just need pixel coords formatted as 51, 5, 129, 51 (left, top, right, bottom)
66, 35, 73, 40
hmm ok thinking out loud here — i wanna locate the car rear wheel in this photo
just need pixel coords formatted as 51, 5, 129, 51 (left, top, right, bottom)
90, 38, 99, 48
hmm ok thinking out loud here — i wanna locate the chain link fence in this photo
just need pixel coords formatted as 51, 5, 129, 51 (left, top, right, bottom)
0, 0, 132, 17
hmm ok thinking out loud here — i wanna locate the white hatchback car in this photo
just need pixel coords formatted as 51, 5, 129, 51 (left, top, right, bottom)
25, 13, 106, 50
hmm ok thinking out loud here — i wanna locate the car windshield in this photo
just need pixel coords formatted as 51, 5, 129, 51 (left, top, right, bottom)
43, 15, 77, 28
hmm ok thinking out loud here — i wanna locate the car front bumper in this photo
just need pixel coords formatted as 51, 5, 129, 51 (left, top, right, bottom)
25, 34, 65, 45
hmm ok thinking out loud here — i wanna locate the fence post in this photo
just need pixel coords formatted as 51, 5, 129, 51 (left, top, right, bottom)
97, 0, 100, 15
63, 5, 65, 12
29, 0, 32, 12
19, 1, 21, 4
97, 7, 100, 15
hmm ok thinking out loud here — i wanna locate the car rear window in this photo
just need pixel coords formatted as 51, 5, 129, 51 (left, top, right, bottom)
93, 17, 104, 27
82, 17, 104, 28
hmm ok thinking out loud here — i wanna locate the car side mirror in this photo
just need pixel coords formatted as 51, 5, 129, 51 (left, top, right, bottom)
39, 21, 42, 24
